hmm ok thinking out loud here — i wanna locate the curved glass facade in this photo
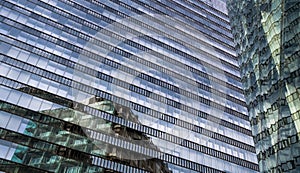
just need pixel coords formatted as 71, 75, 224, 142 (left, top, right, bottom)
0, 0, 258, 172
227, 0, 300, 172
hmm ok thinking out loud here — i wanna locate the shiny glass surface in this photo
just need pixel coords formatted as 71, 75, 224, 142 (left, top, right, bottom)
0, 0, 259, 172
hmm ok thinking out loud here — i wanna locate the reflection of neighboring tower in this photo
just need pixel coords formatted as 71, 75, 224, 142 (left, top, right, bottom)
2, 87, 104, 173
87, 96, 171, 173
2, 87, 170, 173
0, 0, 260, 172
227, 0, 300, 172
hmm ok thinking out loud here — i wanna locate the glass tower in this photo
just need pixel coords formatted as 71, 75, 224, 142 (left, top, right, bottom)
0, 0, 258, 172
227, 0, 300, 172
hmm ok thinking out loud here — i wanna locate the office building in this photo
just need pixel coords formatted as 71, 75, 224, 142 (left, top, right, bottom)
0, 0, 258, 172
227, 0, 300, 172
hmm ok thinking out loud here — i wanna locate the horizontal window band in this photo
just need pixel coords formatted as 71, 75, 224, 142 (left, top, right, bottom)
0, 32, 248, 128
0, 80, 258, 170
132, 0, 234, 42
84, 0, 235, 49
10, 0, 242, 83
10, 0, 242, 91
0, 158, 51, 173
0, 28, 247, 116
266, 155, 300, 173
252, 115, 298, 144
0, 54, 253, 144
0, 103, 224, 173
244, 68, 300, 108
0, 128, 132, 173
0, 54, 254, 152
0, 13, 247, 116
250, 101, 298, 128
0, 6, 246, 106
256, 133, 300, 161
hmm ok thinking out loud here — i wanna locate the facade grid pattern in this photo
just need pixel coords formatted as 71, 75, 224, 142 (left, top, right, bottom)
0, 0, 259, 172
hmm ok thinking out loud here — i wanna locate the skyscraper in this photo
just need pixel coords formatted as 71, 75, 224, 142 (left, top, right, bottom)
0, 0, 258, 172
227, 0, 300, 172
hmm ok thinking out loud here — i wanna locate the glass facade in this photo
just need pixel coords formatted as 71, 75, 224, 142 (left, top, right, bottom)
227, 0, 300, 172
0, 0, 258, 172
